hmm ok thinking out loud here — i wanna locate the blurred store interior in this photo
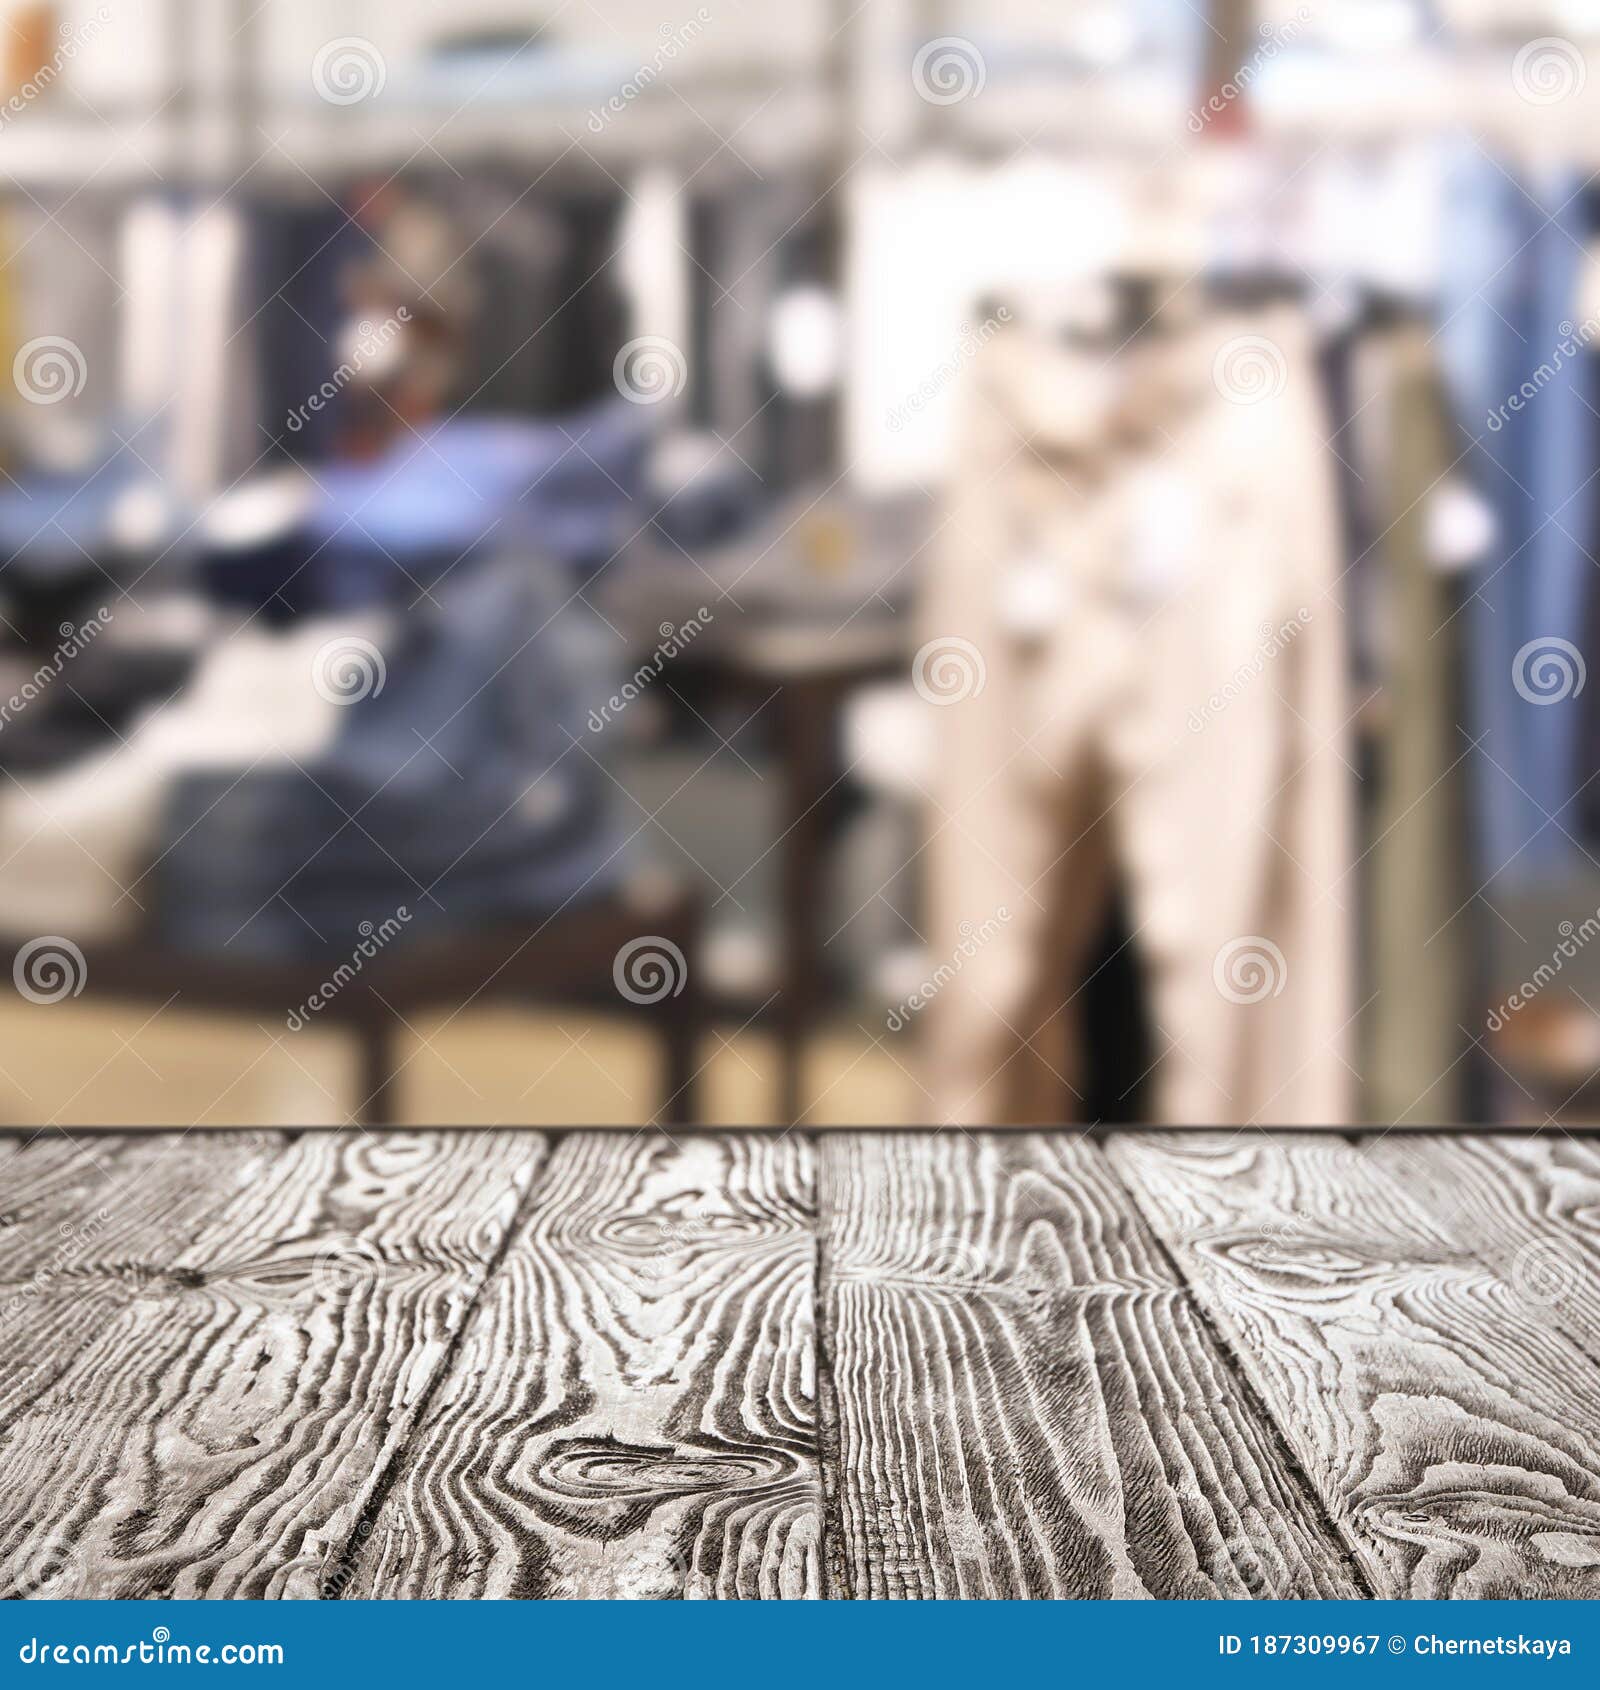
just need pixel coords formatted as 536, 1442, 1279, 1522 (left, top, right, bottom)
2, 0, 1600, 1127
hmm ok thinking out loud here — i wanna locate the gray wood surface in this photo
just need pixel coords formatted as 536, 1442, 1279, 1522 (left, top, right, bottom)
3, 1128, 1599, 1601
0, 1130, 543, 1599
347, 1132, 820, 1599
0, 1132, 289, 1516
1107, 1132, 1600, 1599
0, 1130, 269, 1283
819, 1131, 1362, 1598
1365, 1135, 1600, 1360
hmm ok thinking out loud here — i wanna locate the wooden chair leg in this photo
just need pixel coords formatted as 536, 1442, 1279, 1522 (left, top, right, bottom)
659, 973, 702, 1127
355, 1017, 398, 1128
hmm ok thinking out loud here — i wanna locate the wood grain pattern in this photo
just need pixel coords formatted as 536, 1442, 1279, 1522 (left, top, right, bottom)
0, 1130, 543, 1599
1366, 1135, 1600, 1358
1108, 1132, 1600, 1598
7, 1128, 1599, 1603
0, 1131, 281, 1284
819, 1132, 1362, 1599
347, 1132, 820, 1599
0, 1133, 288, 1456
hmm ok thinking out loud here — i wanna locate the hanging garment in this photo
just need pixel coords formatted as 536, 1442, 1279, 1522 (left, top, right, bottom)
1317, 315, 1389, 698
119, 195, 257, 501
1361, 319, 1471, 1125
8, 193, 119, 436
691, 178, 826, 488
253, 200, 368, 462
1435, 149, 1595, 884
920, 304, 1353, 1126
456, 185, 627, 419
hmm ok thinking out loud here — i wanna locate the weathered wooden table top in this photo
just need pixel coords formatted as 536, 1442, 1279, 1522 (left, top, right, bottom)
2, 1129, 1598, 1601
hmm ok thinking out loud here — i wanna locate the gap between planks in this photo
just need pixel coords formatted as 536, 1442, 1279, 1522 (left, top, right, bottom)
1107, 1131, 1600, 1599
338, 1131, 1351, 1599
0, 1130, 551, 1598
315, 1129, 580, 1599
14, 1129, 1592, 1601
342, 1131, 822, 1599
813, 1131, 1363, 1599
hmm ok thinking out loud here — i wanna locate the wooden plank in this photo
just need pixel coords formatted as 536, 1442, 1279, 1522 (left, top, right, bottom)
0, 1132, 25, 1178
0, 1133, 287, 1447
347, 1132, 819, 1599
0, 1131, 120, 1281
0, 1131, 281, 1285
818, 1131, 1362, 1599
1108, 1132, 1600, 1599
0, 1130, 544, 1600
1365, 1135, 1600, 1357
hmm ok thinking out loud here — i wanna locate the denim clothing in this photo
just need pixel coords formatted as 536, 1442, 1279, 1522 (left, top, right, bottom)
156, 552, 623, 958
306, 407, 652, 574
0, 451, 166, 577
1436, 146, 1595, 882
199, 407, 656, 618
0, 449, 177, 645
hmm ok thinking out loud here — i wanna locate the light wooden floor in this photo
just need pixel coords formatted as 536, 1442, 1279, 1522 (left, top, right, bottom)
2, 1129, 1598, 1599
0, 1003, 916, 1126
